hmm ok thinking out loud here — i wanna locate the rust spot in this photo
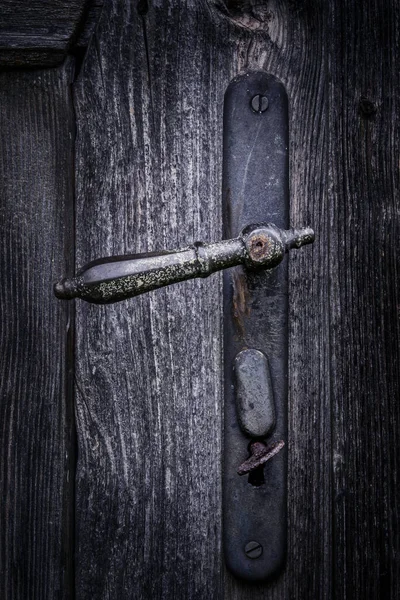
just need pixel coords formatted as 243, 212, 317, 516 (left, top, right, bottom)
247, 233, 273, 262
232, 268, 251, 339
237, 440, 285, 476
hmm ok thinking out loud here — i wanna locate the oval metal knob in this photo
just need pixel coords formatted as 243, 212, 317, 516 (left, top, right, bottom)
235, 349, 276, 439
54, 223, 314, 304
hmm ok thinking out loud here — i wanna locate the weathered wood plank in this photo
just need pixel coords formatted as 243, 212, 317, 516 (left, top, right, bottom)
73, 2, 227, 598
328, 2, 400, 598
0, 0, 91, 67
74, 0, 330, 598
75, 0, 104, 49
0, 61, 75, 599
73, 0, 399, 598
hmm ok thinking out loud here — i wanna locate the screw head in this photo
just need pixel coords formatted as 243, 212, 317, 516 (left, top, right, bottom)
251, 94, 269, 113
244, 540, 263, 559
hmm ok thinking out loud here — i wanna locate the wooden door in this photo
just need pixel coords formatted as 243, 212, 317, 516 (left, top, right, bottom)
1, 1, 399, 598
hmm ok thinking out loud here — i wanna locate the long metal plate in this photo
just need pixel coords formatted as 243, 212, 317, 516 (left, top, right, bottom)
222, 72, 289, 581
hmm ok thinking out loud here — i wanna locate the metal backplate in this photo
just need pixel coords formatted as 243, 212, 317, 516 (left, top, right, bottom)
222, 72, 289, 581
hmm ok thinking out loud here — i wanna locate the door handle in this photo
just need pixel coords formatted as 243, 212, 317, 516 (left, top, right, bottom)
55, 70, 315, 583
54, 223, 313, 304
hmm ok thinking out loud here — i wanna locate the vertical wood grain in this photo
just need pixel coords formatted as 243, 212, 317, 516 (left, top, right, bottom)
0, 62, 75, 599
328, 2, 400, 598
73, 0, 399, 598
74, 2, 227, 598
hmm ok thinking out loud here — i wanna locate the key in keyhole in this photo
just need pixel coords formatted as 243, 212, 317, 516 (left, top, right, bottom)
237, 440, 285, 486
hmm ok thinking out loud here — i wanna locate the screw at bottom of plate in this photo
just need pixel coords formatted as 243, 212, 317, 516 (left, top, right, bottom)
244, 541, 263, 559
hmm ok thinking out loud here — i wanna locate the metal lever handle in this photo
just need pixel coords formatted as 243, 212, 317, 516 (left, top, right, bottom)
54, 223, 314, 304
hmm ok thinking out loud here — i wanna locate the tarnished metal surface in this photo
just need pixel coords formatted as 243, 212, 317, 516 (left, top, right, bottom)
234, 349, 276, 438
222, 72, 313, 582
54, 224, 313, 304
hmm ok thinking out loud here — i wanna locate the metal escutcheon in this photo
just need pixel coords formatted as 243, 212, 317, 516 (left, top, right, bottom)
54, 71, 314, 584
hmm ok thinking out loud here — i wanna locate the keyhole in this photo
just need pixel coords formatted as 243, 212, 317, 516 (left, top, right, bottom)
248, 465, 265, 487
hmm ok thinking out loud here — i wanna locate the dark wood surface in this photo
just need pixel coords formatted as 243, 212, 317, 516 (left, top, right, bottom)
328, 3, 400, 597
75, 0, 104, 50
73, 3, 226, 597
0, 0, 398, 598
0, 61, 75, 599
73, 0, 399, 598
0, 0, 94, 67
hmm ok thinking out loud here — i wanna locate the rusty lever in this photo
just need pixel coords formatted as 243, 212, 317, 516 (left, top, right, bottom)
237, 440, 285, 476
54, 223, 313, 304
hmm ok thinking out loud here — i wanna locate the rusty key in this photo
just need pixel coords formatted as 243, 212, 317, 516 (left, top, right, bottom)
237, 440, 285, 476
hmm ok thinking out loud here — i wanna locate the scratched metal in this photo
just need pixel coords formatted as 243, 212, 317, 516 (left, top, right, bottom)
223, 72, 299, 582
234, 349, 276, 438
54, 225, 312, 304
